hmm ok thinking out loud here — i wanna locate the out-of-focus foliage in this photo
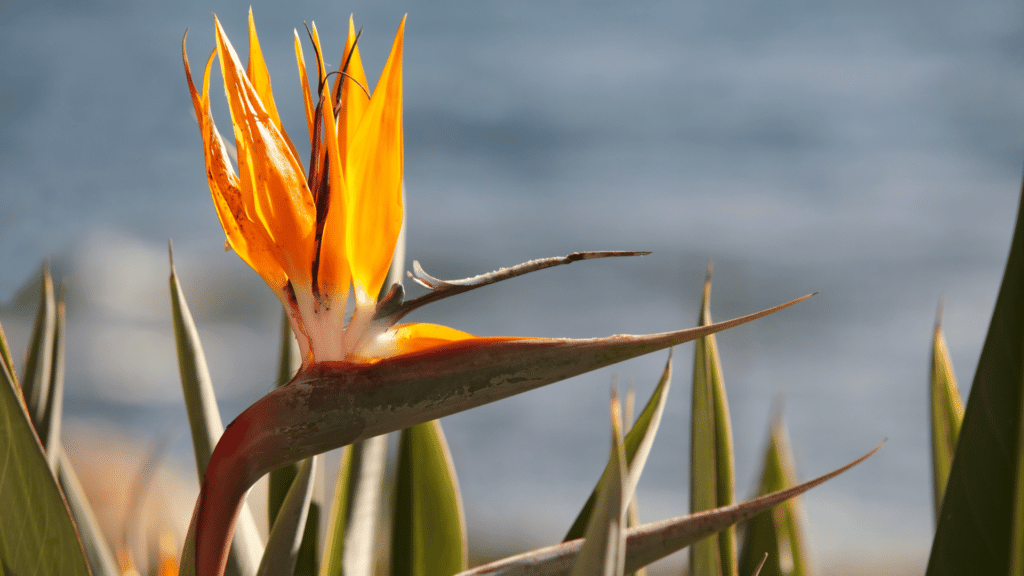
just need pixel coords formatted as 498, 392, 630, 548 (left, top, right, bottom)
690, 269, 738, 576
738, 415, 814, 576
929, 308, 964, 522
392, 421, 468, 576
0, 268, 93, 576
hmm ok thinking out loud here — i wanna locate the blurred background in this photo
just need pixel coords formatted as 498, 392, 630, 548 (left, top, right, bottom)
2, 0, 1024, 573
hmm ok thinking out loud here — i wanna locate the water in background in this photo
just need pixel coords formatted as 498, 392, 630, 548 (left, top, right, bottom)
2, 0, 1024, 569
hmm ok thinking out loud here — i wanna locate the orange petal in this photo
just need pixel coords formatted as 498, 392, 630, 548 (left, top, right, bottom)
293, 30, 317, 148
337, 15, 370, 163
316, 84, 352, 299
384, 322, 478, 356
184, 35, 288, 292
345, 17, 405, 303
214, 17, 316, 286
245, 9, 302, 164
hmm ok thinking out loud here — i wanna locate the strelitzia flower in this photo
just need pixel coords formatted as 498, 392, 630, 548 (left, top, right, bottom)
182, 13, 811, 576
185, 11, 489, 367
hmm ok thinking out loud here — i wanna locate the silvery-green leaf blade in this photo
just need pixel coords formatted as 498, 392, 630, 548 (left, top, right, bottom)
257, 456, 317, 576
0, 313, 18, 387
454, 443, 880, 576
342, 435, 388, 576
570, 393, 627, 576
318, 435, 388, 576
391, 421, 467, 576
690, 269, 737, 576
57, 448, 121, 576
20, 263, 55, 430
169, 246, 264, 576
39, 284, 67, 472
565, 353, 673, 541
737, 415, 814, 576
317, 444, 352, 576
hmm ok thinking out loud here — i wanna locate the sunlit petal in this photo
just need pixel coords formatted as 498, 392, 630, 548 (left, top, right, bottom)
293, 30, 317, 147
183, 36, 288, 292
337, 15, 370, 163
245, 8, 300, 162
346, 17, 405, 304
374, 322, 486, 357
214, 17, 317, 286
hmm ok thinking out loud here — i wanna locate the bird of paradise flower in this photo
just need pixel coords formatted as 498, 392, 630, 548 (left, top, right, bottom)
182, 12, 812, 576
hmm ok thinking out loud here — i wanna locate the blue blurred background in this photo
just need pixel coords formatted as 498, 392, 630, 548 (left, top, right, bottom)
3, 0, 1024, 572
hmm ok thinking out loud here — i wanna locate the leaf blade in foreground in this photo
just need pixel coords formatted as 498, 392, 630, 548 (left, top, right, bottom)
392, 420, 467, 576
0, 326, 91, 576
926, 188, 1024, 575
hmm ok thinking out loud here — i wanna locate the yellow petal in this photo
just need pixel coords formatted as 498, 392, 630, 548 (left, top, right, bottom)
337, 15, 370, 163
293, 30, 317, 148
214, 16, 317, 286
383, 322, 478, 356
346, 17, 405, 303
245, 9, 302, 164
183, 35, 289, 292
316, 84, 352, 300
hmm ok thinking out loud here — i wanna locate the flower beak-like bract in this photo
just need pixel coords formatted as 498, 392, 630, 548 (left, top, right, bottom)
183, 13, 814, 576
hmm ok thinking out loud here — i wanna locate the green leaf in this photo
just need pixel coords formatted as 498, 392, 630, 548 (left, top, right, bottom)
344, 435, 389, 576
0, 318, 91, 576
258, 456, 317, 576
929, 306, 964, 522
455, 444, 881, 576
926, 188, 1024, 575
168, 245, 264, 576
392, 420, 467, 576
749, 554, 769, 576
318, 435, 388, 576
565, 354, 673, 541
39, 284, 67, 472
737, 414, 814, 576
570, 392, 628, 576
57, 449, 121, 576
0, 314, 17, 388
20, 263, 55, 430
621, 386, 647, 576
690, 268, 738, 576
1012, 356, 1024, 575
318, 444, 352, 576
